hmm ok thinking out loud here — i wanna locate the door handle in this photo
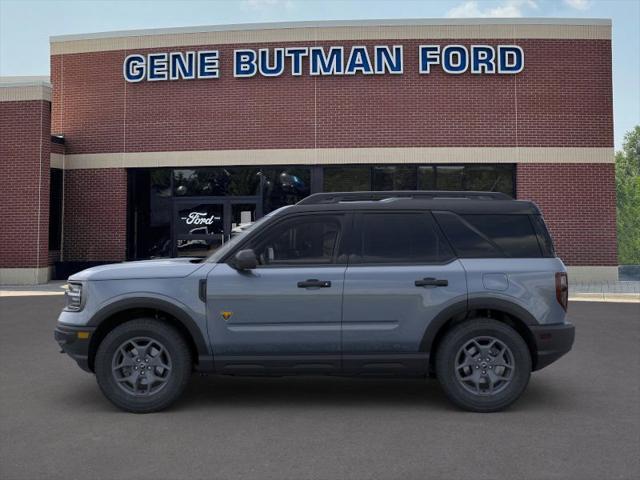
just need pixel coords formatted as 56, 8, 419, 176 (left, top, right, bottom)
415, 278, 448, 287
297, 279, 332, 288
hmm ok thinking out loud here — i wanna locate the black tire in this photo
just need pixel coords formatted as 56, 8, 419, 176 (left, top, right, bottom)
435, 318, 531, 412
95, 318, 192, 413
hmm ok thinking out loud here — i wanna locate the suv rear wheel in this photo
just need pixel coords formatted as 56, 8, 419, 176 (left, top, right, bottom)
95, 319, 192, 413
435, 318, 531, 412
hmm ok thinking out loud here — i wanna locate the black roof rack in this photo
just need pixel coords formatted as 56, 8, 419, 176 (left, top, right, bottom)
297, 190, 511, 205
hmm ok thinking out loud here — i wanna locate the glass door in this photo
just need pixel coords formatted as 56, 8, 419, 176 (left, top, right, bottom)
173, 201, 225, 257
229, 201, 260, 239
172, 197, 262, 258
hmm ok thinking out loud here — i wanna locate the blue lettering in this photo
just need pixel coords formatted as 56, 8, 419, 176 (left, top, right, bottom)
346, 47, 373, 75
374, 45, 403, 74
309, 47, 344, 75
169, 52, 196, 80
123, 54, 145, 82
498, 46, 524, 74
285, 47, 308, 76
147, 53, 168, 81
470, 46, 496, 74
197, 51, 219, 79
419, 45, 440, 74
234, 49, 257, 77
442, 45, 468, 74
258, 48, 285, 77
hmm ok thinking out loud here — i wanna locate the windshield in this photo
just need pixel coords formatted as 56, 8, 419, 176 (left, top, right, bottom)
205, 205, 292, 263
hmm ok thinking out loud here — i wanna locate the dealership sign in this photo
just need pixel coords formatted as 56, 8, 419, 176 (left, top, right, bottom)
181, 212, 220, 225
123, 44, 524, 82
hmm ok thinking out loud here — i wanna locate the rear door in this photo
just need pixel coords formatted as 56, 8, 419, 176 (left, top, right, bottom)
341, 211, 467, 374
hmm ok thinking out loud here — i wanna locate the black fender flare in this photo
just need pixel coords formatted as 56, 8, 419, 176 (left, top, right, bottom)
467, 297, 539, 326
420, 299, 467, 353
420, 297, 539, 353
87, 296, 210, 360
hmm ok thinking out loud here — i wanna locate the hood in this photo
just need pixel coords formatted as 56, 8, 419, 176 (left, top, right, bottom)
69, 258, 205, 281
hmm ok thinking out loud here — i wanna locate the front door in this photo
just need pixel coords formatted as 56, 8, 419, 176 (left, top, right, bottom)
206, 213, 350, 374
172, 197, 261, 257
341, 211, 467, 374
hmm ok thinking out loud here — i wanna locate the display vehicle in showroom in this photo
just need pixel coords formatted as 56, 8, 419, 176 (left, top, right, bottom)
55, 191, 574, 413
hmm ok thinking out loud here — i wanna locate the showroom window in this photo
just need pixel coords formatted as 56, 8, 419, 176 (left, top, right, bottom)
323, 166, 371, 192
128, 163, 515, 260
128, 166, 311, 259
323, 164, 514, 196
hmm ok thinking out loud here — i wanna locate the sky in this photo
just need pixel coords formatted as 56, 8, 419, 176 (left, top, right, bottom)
1, 0, 638, 149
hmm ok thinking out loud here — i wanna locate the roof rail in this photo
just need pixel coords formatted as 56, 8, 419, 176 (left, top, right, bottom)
297, 190, 511, 205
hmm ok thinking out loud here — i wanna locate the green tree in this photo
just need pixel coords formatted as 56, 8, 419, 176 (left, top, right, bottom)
616, 125, 640, 264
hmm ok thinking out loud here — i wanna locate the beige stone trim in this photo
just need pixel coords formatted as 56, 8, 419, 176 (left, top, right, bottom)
62, 147, 614, 170
51, 19, 611, 55
0, 84, 51, 102
0, 267, 51, 286
51, 153, 65, 169
567, 266, 618, 283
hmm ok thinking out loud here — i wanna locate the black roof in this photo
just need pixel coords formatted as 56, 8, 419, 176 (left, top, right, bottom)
289, 191, 540, 215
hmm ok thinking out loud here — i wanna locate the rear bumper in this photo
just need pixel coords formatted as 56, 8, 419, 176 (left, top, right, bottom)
54, 324, 96, 373
530, 322, 575, 371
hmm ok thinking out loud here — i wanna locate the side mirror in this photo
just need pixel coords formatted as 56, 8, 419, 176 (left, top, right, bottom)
233, 249, 258, 270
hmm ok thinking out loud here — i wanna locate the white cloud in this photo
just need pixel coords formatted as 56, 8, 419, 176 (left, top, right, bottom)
242, 0, 294, 10
446, 0, 538, 18
563, 0, 591, 10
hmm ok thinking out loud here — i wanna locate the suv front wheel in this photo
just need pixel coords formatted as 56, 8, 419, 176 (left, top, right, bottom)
95, 319, 192, 413
435, 318, 531, 412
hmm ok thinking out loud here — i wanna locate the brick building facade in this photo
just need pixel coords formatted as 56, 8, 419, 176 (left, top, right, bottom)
0, 19, 616, 284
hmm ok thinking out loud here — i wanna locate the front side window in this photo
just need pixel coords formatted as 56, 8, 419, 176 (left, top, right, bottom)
354, 212, 454, 264
246, 215, 342, 266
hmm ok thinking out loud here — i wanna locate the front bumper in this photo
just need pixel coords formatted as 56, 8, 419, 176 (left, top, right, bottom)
530, 322, 575, 371
54, 324, 96, 372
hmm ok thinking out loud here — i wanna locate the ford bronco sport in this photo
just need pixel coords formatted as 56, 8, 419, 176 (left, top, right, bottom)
55, 191, 574, 413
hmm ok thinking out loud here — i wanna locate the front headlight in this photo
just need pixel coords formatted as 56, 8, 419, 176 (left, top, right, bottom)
64, 282, 84, 311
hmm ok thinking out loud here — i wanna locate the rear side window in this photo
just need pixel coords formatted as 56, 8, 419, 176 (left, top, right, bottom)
434, 212, 542, 258
354, 212, 454, 264
463, 215, 542, 257
530, 214, 556, 257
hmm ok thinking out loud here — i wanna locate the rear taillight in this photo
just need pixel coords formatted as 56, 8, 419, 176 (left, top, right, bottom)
555, 272, 568, 311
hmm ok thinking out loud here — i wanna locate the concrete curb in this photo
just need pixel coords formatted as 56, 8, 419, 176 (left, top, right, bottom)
569, 293, 640, 303
0, 290, 65, 297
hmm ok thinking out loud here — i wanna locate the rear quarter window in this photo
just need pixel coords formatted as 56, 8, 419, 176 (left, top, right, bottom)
530, 214, 556, 257
434, 212, 543, 258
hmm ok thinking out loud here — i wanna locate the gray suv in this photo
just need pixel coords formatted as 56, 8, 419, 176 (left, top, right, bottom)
55, 191, 574, 413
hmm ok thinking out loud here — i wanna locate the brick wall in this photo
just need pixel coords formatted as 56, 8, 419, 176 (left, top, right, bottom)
0, 100, 50, 269
51, 39, 613, 154
62, 168, 127, 261
517, 163, 617, 266
51, 141, 65, 154
46, 34, 615, 268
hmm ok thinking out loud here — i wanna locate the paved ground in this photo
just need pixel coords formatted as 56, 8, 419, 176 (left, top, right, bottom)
1, 297, 638, 480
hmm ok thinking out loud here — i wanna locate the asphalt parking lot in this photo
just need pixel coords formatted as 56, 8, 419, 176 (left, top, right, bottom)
1, 296, 638, 480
